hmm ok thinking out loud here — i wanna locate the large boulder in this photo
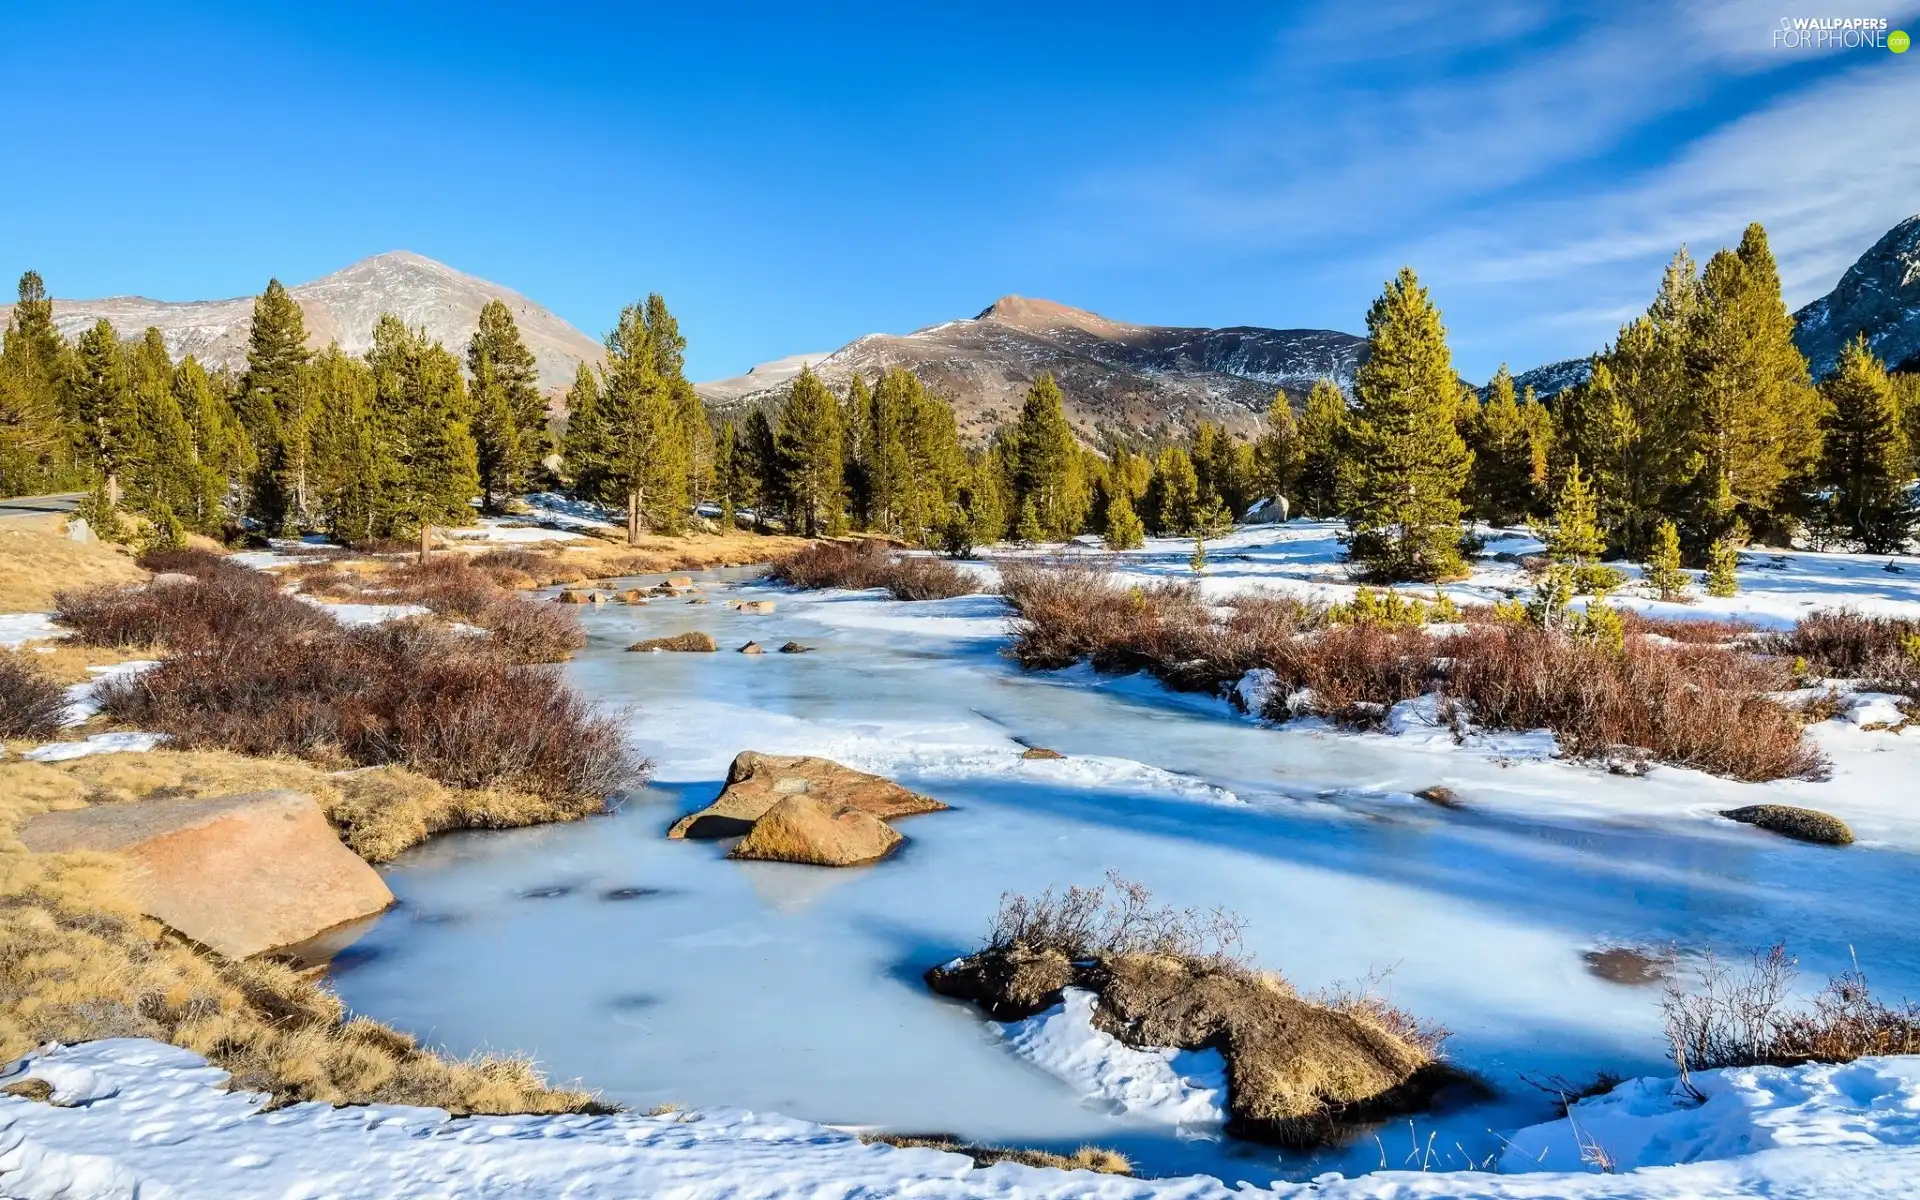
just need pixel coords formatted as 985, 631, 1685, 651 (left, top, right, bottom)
667, 751, 947, 839
18, 790, 394, 958
728, 793, 902, 866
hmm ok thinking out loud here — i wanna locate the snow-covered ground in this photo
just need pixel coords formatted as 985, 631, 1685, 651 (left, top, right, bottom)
4, 1039, 1919, 1198
973, 521, 1920, 630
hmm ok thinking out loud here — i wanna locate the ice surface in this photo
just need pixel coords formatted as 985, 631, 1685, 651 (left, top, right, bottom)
323, 557, 1920, 1183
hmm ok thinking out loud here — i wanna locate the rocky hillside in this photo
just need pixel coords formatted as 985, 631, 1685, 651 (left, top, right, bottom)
1793, 214, 1920, 379
698, 296, 1366, 441
0, 252, 604, 393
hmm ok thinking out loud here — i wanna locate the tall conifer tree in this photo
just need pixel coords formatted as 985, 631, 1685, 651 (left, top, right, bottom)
1812, 335, 1914, 552
1344, 269, 1473, 581
366, 316, 480, 537
69, 320, 141, 505
1467, 365, 1542, 525
1009, 374, 1086, 539
467, 299, 547, 511
775, 367, 844, 535
1254, 391, 1304, 510
238, 279, 312, 531
0, 271, 79, 493
596, 299, 689, 541
1297, 379, 1349, 518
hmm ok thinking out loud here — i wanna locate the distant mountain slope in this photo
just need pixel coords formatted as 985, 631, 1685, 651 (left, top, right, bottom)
0, 252, 604, 392
1510, 357, 1591, 401
1793, 214, 1920, 379
698, 296, 1366, 441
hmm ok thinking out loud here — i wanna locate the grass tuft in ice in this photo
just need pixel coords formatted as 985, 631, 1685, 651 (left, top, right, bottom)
1661, 944, 1920, 1088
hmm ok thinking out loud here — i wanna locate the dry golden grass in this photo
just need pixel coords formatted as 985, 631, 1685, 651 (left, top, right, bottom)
864, 1134, 1132, 1175
469, 531, 810, 588
0, 747, 580, 866
4, 639, 165, 685
0, 515, 146, 613
0, 749, 601, 1113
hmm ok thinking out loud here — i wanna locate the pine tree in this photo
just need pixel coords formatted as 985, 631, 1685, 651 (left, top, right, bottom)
1344, 269, 1473, 581
1297, 379, 1349, 518
1104, 488, 1146, 550
1705, 537, 1740, 597
306, 345, 382, 542
1686, 226, 1821, 545
238, 279, 313, 532
676, 379, 715, 512
1556, 248, 1701, 557
69, 320, 142, 504
1812, 334, 1915, 553
743, 408, 779, 531
1541, 461, 1605, 564
467, 299, 547, 511
172, 356, 249, 532
775, 367, 844, 535
1009, 375, 1087, 539
960, 449, 1007, 548
841, 375, 872, 526
0, 271, 80, 494
559, 362, 610, 501
126, 327, 200, 522
1014, 494, 1044, 544
595, 300, 689, 541
715, 420, 740, 528
1467, 365, 1540, 525
1142, 445, 1200, 535
366, 316, 480, 538
1254, 390, 1304, 509
1643, 519, 1690, 601
863, 368, 963, 542
1893, 370, 1920, 478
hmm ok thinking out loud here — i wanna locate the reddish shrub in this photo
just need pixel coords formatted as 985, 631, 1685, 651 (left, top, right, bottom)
0, 654, 68, 739
1766, 610, 1920, 700
56, 554, 333, 649
999, 563, 1824, 781
770, 540, 980, 601
1439, 625, 1822, 781
100, 619, 635, 804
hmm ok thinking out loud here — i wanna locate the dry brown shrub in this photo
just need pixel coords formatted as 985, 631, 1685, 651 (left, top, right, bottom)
998, 563, 1822, 781
1766, 609, 1920, 700
0, 654, 66, 739
100, 620, 635, 804
1618, 611, 1763, 645
1439, 625, 1823, 782
769, 539, 981, 600
57, 550, 333, 648
1661, 945, 1920, 1084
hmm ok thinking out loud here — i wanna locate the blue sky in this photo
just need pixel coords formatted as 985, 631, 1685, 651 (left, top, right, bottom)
3, 1, 1917, 382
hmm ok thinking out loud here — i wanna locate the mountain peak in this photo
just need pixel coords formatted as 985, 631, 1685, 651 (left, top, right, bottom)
1792, 212, 1920, 377
975, 294, 1129, 336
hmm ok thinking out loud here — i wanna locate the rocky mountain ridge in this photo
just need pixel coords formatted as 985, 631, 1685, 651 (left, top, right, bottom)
698, 295, 1368, 441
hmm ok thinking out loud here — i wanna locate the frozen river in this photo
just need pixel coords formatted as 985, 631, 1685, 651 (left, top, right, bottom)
329, 566, 1920, 1184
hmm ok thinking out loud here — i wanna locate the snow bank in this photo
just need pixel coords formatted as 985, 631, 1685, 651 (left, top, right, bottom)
0, 612, 64, 648
1500, 1056, 1920, 1176
20, 731, 169, 762
5, 1039, 1920, 1198
296, 596, 431, 626
992, 988, 1227, 1126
